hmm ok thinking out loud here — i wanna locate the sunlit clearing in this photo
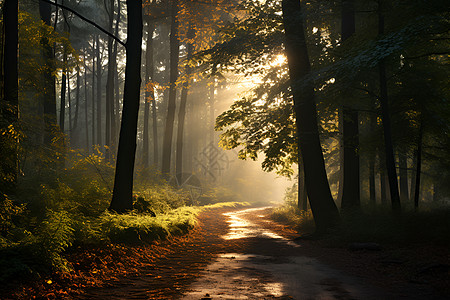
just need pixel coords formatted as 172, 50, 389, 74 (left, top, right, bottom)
264, 282, 284, 297
271, 54, 287, 67
222, 208, 300, 248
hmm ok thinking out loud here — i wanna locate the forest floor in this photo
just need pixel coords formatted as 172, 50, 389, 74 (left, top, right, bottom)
4, 206, 449, 299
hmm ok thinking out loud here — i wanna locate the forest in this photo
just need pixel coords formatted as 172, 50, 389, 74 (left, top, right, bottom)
0, 0, 449, 298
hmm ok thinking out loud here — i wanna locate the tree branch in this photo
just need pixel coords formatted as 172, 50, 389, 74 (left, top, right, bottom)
38, 0, 126, 48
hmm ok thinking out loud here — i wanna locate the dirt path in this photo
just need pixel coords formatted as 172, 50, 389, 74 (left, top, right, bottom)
181, 207, 388, 300
74, 207, 446, 300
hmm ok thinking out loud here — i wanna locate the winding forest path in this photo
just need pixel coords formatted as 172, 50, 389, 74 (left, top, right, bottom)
75, 207, 446, 300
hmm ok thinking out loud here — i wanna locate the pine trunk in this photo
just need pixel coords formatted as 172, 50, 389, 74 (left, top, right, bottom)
399, 151, 409, 203
340, 0, 360, 210
176, 27, 194, 177
378, 6, 401, 214
161, 0, 180, 177
105, 0, 115, 160
83, 52, 90, 152
39, 0, 57, 147
143, 21, 155, 168
96, 35, 102, 146
92, 39, 96, 146
414, 118, 423, 210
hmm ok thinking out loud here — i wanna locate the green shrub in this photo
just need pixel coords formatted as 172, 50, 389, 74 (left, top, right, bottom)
0, 194, 26, 237
99, 207, 199, 244
271, 204, 315, 233
0, 209, 75, 284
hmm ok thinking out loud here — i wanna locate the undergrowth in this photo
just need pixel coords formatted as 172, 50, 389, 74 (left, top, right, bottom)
272, 187, 450, 247
0, 148, 248, 286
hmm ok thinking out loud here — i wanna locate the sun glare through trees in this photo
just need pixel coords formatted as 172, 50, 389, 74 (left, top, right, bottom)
0, 0, 449, 298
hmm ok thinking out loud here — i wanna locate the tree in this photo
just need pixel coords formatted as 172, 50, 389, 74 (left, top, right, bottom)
1, 0, 19, 193
281, 0, 340, 233
161, 0, 180, 177
175, 25, 194, 178
109, 0, 143, 213
105, 0, 116, 161
340, 0, 360, 210
39, 0, 57, 147
377, 0, 401, 214
143, 20, 155, 168
96, 34, 102, 146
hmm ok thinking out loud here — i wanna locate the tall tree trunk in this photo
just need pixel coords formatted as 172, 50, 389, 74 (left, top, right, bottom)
111, 0, 121, 150
73, 70, 80, 142
39, 0, 57, 147
281, 0, 340, 233
60, 58, 67, 133
83, 52, 90, 152
410, 153, 416, 203
105, 0, 114, 160
92, 38, 96, 146
110, 0, 143, 213
151, 72, 158, 167
161, 0, 180, 177
378, 3, 401, 214
96, 35, 102, 146
176, 26, 194, 177
2, 0, 19, 193
68, 73, 72, 137
143, 21, 155, 168
369, 114, 376, 204
414, 117, 423, 210
380, 164, 387, 204
399, 150, 409, 203
369, 157, 376, 203
340, 0, 360, 210
298, 157, 308, 211
209, 78, 215, 145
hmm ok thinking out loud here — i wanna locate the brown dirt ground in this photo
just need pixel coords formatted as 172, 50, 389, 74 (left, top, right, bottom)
2, 207, 449, 299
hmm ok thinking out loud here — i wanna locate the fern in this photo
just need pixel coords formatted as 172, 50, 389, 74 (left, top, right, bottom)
36, 210, 75, 271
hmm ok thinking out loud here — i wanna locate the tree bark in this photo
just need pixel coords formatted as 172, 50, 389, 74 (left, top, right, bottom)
105, 0, 115, 160
369, 113, 376, 204
399, 150, 409, 203
111, 0, 121, 150
39, 0, 57, 147
176, 26, 194, 177
340, 0, 360, 210
83, 51, 90, 152
143, 21, 155, 168
92, 38, 96, 146
96, 34, 102, 146
281, 0, 340, 233
60, 56, 67, 133
209, 78, 215, 145
414, 118, 423, 210
68, 72, 72, 139
110, 0, 143, 213
2, 0, 19, 193
161, 0, 180, 177
74, 71, 80, 132
378, 3, 401, 214
298, 157, 308, 211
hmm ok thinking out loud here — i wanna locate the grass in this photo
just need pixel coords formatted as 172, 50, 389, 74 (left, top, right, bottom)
271, 202, 450, 246
271, 203, 316, 234
100, 206, 200, 244
202, 201, 251, 209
